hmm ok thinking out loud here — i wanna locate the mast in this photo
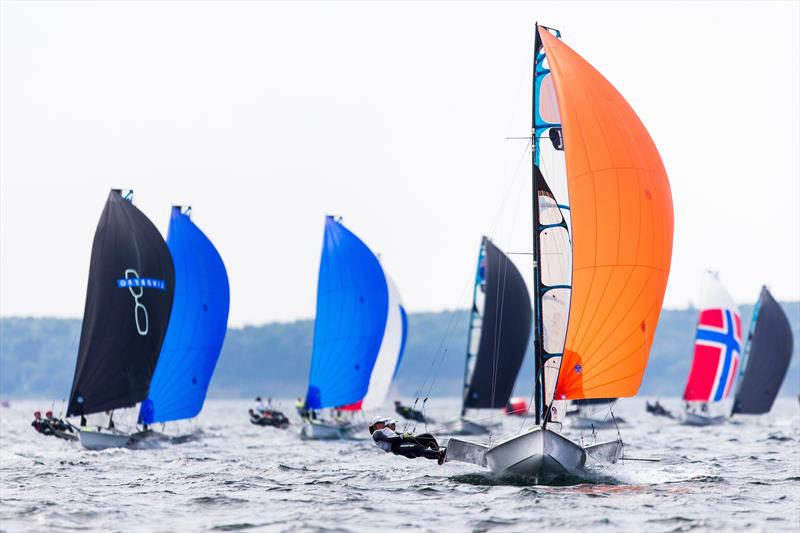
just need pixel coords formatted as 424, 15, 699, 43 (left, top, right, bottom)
531, 23, 546, 425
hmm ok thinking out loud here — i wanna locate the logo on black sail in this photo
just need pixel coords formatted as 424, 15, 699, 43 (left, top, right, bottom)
116, 269, 166, 335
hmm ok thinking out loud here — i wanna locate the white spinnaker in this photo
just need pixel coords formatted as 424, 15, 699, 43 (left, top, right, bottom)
700, 271, 738, 312
360, 274, 405, 410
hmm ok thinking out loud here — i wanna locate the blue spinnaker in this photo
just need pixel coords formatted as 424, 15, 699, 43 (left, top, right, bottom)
139, 207, 230, 424
304, 216, 389, 409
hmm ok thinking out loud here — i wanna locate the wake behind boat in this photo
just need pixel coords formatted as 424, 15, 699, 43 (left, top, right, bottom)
446, 23, 674, 482
66, 189, 175, 450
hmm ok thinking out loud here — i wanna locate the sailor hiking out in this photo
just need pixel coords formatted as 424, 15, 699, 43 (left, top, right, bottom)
369, 417, 446, 465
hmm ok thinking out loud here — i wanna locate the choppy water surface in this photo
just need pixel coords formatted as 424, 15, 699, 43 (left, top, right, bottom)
1, 397, 798, 532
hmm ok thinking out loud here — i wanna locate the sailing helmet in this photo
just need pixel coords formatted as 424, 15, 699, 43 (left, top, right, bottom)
34, 411, 41, 418
45, 410, 53, 417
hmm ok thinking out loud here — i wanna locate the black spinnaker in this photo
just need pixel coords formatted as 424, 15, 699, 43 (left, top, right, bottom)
462, 237, 532, 413
67, 190, 175, 417
731, 287, 793, 415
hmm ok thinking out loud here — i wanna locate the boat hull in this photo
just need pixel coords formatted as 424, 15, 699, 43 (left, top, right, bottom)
569, 416, 623, 430
448, 418, 500, 436
299, 421, 354, 440
682, 412, 726, 426
128, 429, 172, 449
484, 427, 586, 479
78, 429, 132, 450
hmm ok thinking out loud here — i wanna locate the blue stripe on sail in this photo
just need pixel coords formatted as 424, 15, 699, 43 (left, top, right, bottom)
139, 207, 230, 425
695, 309, 739, 402
305, 216, 389, 409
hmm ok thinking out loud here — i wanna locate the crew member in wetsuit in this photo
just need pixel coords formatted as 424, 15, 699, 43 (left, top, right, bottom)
44, 410, 72, 433
369, 417, 446, 465
394, 400, 427, 423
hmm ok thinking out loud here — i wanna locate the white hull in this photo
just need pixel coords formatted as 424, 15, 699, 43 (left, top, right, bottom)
448, 426, 623, 481
78, 429, 132, 450
299, 421, 355, 440
682, 412, 726, 426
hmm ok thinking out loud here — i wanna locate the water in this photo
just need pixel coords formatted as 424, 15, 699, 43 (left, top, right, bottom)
1, 398, 798, 532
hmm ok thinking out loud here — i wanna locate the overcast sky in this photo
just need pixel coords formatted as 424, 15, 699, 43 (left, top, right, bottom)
2, 1, 798, 326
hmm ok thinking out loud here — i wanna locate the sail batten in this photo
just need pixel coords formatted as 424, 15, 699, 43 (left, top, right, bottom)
538, 27, 674, 401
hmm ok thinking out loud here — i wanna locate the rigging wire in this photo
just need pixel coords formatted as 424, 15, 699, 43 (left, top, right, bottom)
405, 139, 532, 434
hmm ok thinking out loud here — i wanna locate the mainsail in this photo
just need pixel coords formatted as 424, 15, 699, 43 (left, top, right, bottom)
138, 206, 230, 425
682, 272, 742, 403
535, 26, 674, 412
731, 287, 793, 415
305, 216, 405, 410
67, 190, 175, 417
462, 237, 532, 414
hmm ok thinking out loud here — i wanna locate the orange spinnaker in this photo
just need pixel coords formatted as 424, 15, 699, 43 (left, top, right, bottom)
539, 28, 674, 400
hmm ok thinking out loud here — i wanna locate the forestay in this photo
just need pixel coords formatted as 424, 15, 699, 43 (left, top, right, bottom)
139, 207, 230, 425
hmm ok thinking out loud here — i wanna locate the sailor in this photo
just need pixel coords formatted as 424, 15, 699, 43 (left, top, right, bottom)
44, 410, 68, 432
369, 417, 446, 465
394, 400, 426, 423
295, 397, 309, 420
255, 396, 267, 415
31, 411, 51, 435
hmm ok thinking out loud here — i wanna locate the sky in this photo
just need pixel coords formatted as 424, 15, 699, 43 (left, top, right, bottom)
1, 1, 798, 327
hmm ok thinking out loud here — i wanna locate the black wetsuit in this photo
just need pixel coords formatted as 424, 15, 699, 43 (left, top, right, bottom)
372, 428, 441, 460
395, 404, 426, 423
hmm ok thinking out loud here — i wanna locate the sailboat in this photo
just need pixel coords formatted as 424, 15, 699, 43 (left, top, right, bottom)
446, 24, 674, 480
567, 399, 625, 430
67, 190, 175, 450
135, 206, 230, 444
730, 286, 793, 417
301, 216, 407, 440
452, 236, 531, 435
681, 272, 741, 426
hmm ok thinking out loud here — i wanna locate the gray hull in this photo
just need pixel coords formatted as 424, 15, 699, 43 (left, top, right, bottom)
299, 421, 354, 440
78, 429, 132, 450
484, 427, 586, 479
128, 430, 172, 449
682, 412, 726, 426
